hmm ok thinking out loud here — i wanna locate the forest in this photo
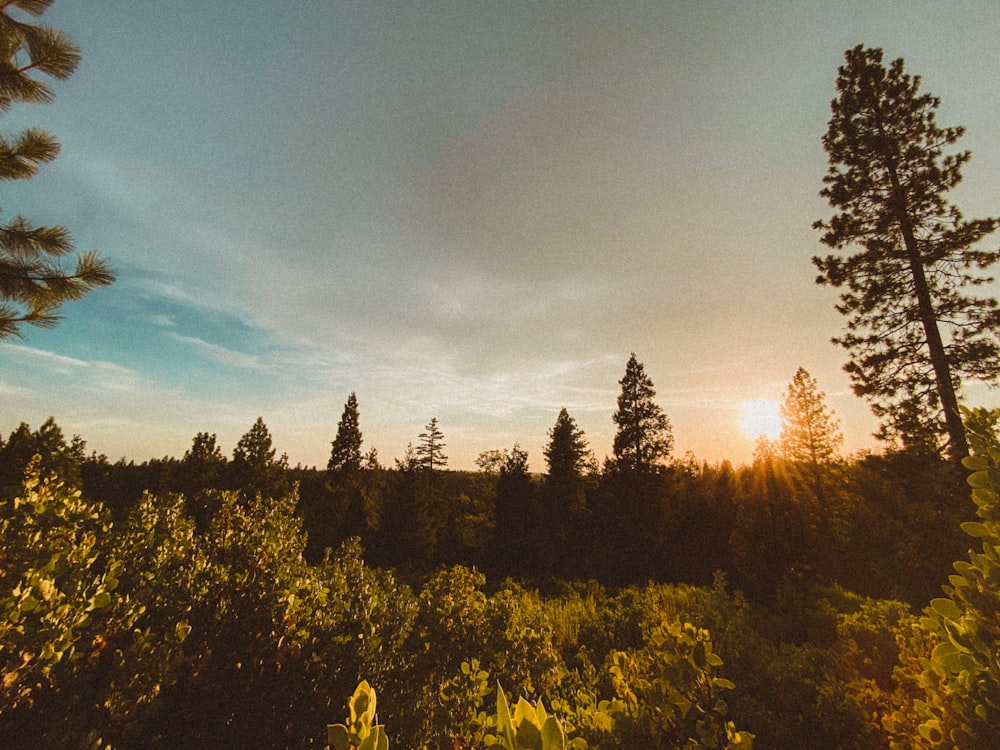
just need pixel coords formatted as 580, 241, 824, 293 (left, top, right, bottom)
1, 357, 999, 748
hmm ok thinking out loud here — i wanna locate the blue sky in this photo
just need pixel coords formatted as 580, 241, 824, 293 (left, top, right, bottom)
3, 1, 1000, 469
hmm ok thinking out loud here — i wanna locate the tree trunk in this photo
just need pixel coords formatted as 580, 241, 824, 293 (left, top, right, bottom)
885, 164, 969, 462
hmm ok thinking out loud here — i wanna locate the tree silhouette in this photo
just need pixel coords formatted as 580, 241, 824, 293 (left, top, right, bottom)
324, 392, 375, 544
416, 418, 447, 473
612, 353, 673, 473
778, 368, 843, 465
0, 1, 114, 339
230, 417, 289, 502
542, 408, 593, 574
814, 45, 1000, 460
327, 392, 363, 477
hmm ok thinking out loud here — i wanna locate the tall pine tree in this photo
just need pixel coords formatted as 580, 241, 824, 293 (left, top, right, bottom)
327, 392, 363, 477
612, 353, 673, 473
814, 45, 1000, 460
542, 408, 593, 575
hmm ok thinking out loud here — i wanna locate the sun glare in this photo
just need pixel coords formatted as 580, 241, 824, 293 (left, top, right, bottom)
740, 399, 782, 440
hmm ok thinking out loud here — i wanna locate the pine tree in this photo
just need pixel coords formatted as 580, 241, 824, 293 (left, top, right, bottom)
542, 408, 593, 575
778, 368, 843, 465
325, 393, 375, 544
179, 432, 226, 490
544, 408, 594, 481
0, 1, 114, 339
491, 444, 535, 576
416, 417, 447, 473
814, 45, 1000, 460
612, 353, 673, 473
327, 392, 363, 477
230, 417, 289, 501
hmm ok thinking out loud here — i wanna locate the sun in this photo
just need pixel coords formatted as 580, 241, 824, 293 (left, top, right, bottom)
740, 399, 783, 440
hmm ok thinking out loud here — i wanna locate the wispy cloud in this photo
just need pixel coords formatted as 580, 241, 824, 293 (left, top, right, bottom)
166, 333, 268, 371
2, 343, 89, 372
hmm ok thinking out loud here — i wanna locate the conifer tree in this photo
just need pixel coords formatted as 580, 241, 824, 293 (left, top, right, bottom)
778, 368, 843, 465
325, 393, 375, 543
181, 432, 226, 495
612, 353, 673, 473
814, 45, 1000, 460
327, 392, 363, 477
230, 417, 289, 501
491, 444, 535, 575
0, 1, 114, 339
416, 417, 447, 473
542, 408, 593, 574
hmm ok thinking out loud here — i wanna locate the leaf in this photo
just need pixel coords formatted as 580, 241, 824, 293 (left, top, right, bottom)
963, 454, 990, 470
516, 717, 542, 750
327, 723, 350, 750
961, 521, 992, 539
967, 471, 991, 489
496, 685, 516, 749
540, 716, 565, 750
87, 590, 111, 611
930, 597, 962, 620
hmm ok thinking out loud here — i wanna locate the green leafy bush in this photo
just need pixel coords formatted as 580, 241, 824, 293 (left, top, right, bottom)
885, 408, 1000, 748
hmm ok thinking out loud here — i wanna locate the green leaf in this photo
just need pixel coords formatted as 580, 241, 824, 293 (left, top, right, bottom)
961, 521, 993, 539
930, 597, 962, 620
327, 723, 350, 750
516, 718, 542, 750
496, 685, 517, 749
84, 590, 111, 611
967, 471, 991, 489
540, 716, 565, 750
963, 454, 990, 470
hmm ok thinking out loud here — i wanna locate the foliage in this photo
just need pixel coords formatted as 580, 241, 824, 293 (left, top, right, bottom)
6, 406, 991, 748
541, 409, 594, 576
814, 45, 1000, 458
0, 416, 86, 496
599, 621, 754, 749
327, 680, 389, 750
0, 460, 119, 716
230, 416, 291, 502
492, 444, 537, 575
487, 684, 578, 750
0, 0, 114, 339
885, 407, 1000, 748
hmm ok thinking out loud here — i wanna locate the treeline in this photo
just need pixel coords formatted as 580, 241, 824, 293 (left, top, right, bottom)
0, 356, 972, 606
2, 408, 999, 747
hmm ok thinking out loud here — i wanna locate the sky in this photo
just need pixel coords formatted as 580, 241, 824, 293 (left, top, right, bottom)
2, 1, 1000, 470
